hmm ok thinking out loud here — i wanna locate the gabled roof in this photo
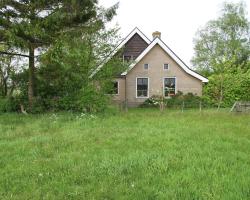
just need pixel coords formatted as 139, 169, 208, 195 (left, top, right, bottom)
90, 27, 151, 78
121, 37, 209, 83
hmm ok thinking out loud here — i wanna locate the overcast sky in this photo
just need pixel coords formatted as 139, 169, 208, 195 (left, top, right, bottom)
99, 0, 250, 67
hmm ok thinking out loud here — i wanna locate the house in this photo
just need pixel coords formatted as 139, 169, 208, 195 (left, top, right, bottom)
92, 27, 208, 107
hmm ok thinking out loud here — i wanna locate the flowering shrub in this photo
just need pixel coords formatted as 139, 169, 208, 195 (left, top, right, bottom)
140, 95, 163, 108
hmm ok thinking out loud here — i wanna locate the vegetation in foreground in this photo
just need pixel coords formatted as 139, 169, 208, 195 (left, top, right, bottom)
0, 109, 250, 199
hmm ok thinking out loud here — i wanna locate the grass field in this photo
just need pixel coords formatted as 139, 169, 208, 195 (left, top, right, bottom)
0, 109, 250, 199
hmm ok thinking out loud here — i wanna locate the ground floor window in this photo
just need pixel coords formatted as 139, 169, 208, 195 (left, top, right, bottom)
164, 77, 176, 97
108, 81, 119, 95
136, 77, 148, 97
113, 81, 119, 94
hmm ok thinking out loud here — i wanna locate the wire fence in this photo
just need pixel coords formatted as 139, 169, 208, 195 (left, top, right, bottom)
115, 100, 250, 113
118, 100, 220, 112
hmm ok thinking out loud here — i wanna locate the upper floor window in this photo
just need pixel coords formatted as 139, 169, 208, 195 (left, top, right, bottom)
144, 63, 149, 70
164, 77, 176, 97
136, 78, 149, 98
164, 63, 169, 70
123, 55, 133, 62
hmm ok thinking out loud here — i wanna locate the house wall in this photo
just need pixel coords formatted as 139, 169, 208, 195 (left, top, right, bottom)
125, 44, 203, 107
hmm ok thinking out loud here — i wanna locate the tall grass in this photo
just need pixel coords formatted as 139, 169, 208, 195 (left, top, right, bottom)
0, 109, 250, 199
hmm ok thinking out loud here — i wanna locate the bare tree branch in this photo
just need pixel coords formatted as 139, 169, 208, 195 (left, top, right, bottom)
0, 51, 39, 58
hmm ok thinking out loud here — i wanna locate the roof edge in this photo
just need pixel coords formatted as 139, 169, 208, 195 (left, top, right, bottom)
90, 27, 151, 78
121, 38, 209, 83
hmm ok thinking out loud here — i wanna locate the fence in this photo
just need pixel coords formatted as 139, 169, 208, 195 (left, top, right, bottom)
118, 100, 221, 112
230, 101, 250, 113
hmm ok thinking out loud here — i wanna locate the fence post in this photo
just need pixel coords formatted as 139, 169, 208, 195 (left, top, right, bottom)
199, 101, 202, 112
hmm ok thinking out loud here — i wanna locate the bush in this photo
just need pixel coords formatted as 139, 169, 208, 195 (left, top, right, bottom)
167, 92, 202, 109
141, 92, 204, 109
0, 97, 19, 112
204, 71, 250, 107
140, 95, 161, 108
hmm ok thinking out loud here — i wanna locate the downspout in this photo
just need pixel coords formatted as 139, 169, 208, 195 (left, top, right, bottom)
125, 75, 128, 112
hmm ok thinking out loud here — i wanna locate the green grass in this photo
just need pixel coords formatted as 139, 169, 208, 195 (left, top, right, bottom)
0, 109, 250, 199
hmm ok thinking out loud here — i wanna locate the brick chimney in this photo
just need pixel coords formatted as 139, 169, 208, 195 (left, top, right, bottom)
152, 31, 161, 39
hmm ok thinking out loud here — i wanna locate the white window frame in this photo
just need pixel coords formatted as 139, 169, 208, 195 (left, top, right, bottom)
136, 77, 149, 98
143, 63, 149, 70
162, 77, 177, 97
163, 63, 170, 70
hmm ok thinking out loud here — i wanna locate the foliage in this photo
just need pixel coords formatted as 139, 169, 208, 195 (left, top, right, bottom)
0, 0, 119, 107
0, 110, 250, 199
140, 95, 161, 108
192, 1, 250, 75
141, 92, 204, 109
192, 2, 250, 107
34, 27, 125, 113
0, 45, 17, 97
204, 70, 250, 107
166, 92, 203, 108
0, 97, 19, 112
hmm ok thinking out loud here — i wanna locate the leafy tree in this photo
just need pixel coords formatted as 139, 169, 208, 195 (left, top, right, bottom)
0, 0, 118, 108
192, 1, 250, 75
0, 44, 18, 97
35, 26, 125, 112
192, 2, 250, 107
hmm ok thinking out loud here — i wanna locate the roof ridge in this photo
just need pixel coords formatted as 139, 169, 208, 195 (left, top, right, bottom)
90, 27, 150, 78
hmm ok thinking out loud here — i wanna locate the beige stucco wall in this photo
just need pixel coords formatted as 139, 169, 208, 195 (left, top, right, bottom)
125, 44, 203, 106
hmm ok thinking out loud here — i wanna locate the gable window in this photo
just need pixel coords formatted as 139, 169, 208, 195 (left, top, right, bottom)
144, 63, 149, 70
164, 63, 169, 70
108, 81, 119, 95
123, 55, 133, 62
164, 77, 176, 97
136, 78, 149, 98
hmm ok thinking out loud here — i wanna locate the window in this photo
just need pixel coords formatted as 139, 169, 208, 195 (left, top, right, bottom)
136, 78, 148, 97
144, 63, 149, 70
164, 63, 169, 70
113, 81, 119, 94
164, 78, 176, 97
123, 55, 133, 62
108, 81, 119, 95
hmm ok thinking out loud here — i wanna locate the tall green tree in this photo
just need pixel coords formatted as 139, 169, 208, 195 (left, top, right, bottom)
0, 0, 118, 107
192, 1, 250, 75
192, 2, 250, 107
36, 26, 124, 112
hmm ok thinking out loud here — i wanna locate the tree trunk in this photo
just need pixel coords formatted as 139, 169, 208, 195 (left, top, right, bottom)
3, 77, 8, 96
28, 45, 35, 107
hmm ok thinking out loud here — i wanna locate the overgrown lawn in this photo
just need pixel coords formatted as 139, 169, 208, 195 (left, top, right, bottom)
0, 109, 250, 199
